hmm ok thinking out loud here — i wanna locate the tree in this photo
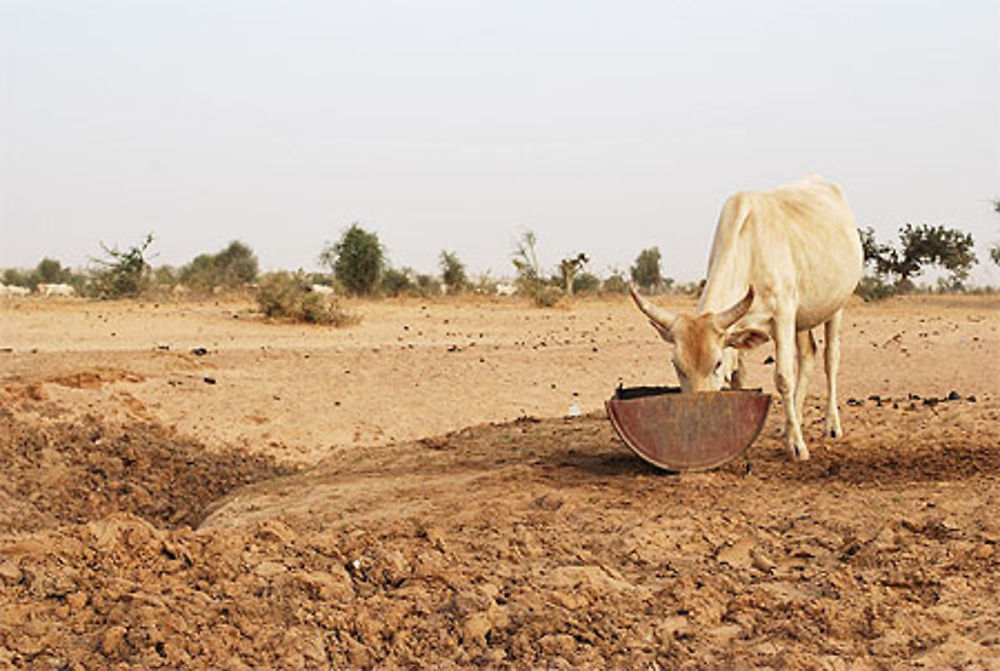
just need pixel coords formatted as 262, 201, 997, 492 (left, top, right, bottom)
630, 247, 662, 292
558, 253, 589, 296
861, 224, 977, 291
214, 241, 259, 287
439, 250, 468, 294
180, 240, 258, 291
2, 268, 29, 287
92, 233, 155, 298
319, 224, 384, 296
36, 258, 71, 285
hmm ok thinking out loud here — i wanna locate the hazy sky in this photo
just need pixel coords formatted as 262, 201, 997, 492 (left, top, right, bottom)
2, 1, 998, 283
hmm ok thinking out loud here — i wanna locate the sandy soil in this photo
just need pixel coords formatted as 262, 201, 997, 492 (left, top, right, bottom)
1, 293, 998, 668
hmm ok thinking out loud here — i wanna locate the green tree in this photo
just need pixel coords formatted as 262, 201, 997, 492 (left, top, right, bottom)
92, 233, 155, 298
2, 268, 29, 287
439, 250, 468, 294
319, 224, 384, 296
180, 240, 258, 291
214, 240, 259, 287
861, 224, 977, 291
36, 258, 71, 285
630, 247, 662, 292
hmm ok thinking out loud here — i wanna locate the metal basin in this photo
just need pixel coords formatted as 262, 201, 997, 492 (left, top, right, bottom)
606, 386, 771, 472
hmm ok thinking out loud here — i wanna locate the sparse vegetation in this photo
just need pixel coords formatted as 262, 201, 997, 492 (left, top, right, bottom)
91, 233, 155, 299
255, 271, 357, 325
512, 230, 562, 307
319, 224, 384, 296
602, 271, 629, 295
2, 258, 85, 293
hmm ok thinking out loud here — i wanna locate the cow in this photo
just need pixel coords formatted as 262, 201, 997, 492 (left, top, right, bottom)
0, 284, 30, 297
309, 284, 335, 296
628, 176, 862, 461
37, 283, 75, 297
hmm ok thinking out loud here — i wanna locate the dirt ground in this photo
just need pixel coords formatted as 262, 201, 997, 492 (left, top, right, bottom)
1, 293, 998, 669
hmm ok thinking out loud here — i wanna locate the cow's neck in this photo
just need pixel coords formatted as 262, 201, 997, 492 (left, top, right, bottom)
694, 243, 751, 318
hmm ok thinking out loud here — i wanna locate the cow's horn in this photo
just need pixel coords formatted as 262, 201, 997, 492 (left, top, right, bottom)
629, 283, 677, 330
714, 287, 755, 330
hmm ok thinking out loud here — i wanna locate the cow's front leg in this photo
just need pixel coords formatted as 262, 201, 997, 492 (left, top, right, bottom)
794, 329, 816, 426
823, 309, 844, 439
773, 313, 809, 461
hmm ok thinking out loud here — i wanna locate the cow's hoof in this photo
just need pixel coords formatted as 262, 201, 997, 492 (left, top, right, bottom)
825, 421, 843, 440
790, 443, 811, 462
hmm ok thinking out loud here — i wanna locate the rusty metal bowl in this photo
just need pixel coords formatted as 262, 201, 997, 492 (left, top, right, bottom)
606, 386, 772, 472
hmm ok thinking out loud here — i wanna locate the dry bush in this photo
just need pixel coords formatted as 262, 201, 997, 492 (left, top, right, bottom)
255, 271, 358, 326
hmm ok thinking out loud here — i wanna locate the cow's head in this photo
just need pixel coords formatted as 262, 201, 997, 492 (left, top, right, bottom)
629, 284, 769, 391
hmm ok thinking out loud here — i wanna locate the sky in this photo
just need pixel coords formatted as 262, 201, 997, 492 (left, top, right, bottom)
1, 0, 998, 284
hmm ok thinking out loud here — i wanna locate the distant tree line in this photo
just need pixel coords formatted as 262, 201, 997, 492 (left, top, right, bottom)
3, 208, 997, 311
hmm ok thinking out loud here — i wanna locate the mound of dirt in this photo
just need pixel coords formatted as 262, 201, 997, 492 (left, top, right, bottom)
0, 410, 293, 533
2, 397, 999, 668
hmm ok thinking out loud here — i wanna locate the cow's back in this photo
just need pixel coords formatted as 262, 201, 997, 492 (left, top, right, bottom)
701, 177, 862, 330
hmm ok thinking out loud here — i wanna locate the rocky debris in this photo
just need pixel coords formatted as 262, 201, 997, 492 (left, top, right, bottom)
1, 400, 999, 668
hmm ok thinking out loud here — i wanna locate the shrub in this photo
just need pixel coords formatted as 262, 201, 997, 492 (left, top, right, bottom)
573, 271, 601, 295
855, 275, 895, 302
381, 268, 413, 297
601, 272, 629, 295
255, 271, 358, 326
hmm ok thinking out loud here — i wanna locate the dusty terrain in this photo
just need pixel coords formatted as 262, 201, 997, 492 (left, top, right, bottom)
1, 293, 998, 668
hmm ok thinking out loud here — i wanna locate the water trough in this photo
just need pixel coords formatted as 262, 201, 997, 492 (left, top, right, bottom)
606, 386, 772, 472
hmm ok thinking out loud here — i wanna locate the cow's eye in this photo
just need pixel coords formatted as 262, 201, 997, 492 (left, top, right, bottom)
714, 360, 723, 372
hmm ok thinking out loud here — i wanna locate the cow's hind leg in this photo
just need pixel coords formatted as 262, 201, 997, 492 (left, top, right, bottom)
824, 309, 844, 439
795, 329, 817, 427
773, 312, 809, 461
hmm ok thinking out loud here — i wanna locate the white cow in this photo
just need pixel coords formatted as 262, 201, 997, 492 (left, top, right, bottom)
309, 284, 335, 296
495, 283, 517, 297
629, 176, 862, 461
0, 284, 30, 297
37, 283, 75, 297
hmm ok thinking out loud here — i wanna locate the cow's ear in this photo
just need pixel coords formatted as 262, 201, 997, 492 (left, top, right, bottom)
726, 328, 769, 350
649, 319, 675, 343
